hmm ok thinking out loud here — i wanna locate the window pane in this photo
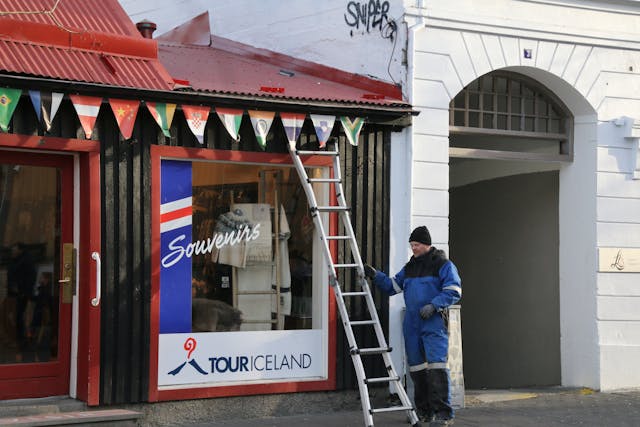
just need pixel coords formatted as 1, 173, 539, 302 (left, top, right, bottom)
469, 93, 480, 110
497, 114, 508, 130
483, 94, 494, 110
454, 95, 465, 109
511, 97, 521, 114
483, 113, 493, 129
511, 116, 521, 131
538, 118, 548, 132
497, 96, 508, 113
524, 98, 535, 115
549, 119, 560, 133
469, 112, 480, 127
0, 164, 60, 364
525, 117, 535, 131
496, 77, 507, 94
454, 111, 465, 126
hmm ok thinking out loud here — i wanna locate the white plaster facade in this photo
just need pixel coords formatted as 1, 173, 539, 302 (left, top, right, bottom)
121, 0, 640, 391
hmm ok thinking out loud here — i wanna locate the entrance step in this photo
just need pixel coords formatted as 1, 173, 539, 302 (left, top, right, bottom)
0, 397, 141, 426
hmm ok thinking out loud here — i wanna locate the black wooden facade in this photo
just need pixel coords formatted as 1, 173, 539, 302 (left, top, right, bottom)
1, 81, 396, 404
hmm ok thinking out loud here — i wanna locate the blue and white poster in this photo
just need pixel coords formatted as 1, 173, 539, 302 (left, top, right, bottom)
160, 160, 193, 333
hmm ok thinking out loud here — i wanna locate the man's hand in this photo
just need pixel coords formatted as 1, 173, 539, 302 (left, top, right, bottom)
420, 304, 436, 319
363, 264, 377, 279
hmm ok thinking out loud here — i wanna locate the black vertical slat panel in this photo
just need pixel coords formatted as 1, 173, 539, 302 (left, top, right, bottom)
100, 108, 118, 404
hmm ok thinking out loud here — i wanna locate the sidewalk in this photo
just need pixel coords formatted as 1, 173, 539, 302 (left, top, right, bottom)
189, 388, 640, 427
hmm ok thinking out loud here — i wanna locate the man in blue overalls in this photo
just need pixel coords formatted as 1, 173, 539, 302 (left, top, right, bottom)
365, 226, 462, 425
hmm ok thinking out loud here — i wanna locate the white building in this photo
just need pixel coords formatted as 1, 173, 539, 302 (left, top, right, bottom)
121, 0, 640, 392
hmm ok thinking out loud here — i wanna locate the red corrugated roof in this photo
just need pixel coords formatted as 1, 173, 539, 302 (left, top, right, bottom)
157, 12, 408, 108
0, 0, 174, 90
158, 38, 407, 108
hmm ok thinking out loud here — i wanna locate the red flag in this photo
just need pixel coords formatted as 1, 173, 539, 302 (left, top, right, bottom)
182, 105, 210, 144
109, 99, 140, 140
69, 95, 102, 139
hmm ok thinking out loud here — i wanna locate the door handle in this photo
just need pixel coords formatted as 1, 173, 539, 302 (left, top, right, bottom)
91, 252, 101, 307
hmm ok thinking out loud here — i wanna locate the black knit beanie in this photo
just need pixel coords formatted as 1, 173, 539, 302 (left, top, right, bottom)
409, 226, 431, 245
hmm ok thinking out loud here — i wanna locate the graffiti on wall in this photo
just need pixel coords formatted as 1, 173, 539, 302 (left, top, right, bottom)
344, 0, 397, 41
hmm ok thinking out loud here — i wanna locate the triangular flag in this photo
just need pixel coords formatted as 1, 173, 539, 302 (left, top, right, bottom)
43, 92, 63, 132
280, 112, 306, 151
29, 91, 63, 131
29, 90, 42, 122
340, 116, 365, 146
0, 88, 22, 132
70, 95, 102, 139
109, 99, 140, 140
248, 110, 275, 149
182, 105, 210, 144
216, 107, 243, 141
310, 114, 335, 149
146, 102, 176, 137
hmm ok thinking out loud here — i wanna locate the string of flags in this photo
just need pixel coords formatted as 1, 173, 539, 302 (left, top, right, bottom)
0, 87, 366, 148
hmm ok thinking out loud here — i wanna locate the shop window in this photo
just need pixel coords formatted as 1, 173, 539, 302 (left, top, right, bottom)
156, 156, 329, 388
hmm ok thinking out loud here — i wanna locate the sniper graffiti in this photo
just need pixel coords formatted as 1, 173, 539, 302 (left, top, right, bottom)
344, 0, 396, 40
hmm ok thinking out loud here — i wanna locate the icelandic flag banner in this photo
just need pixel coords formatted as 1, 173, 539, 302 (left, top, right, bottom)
160, 160, 193, 334
280, 112, 306, 151
310, 114, 335, 148
29, 91, 63, 131
340, 116, 365, 146
0, 88, 21, 132
248, 110, 275, 149
182, 105, 210, 144
109, 98, 140, 140
216, 107, 244, 141
146, 102, 176, 137
70, 95, 102, 139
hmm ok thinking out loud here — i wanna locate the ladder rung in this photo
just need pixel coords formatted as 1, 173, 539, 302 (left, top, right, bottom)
237, 290, 277, 295
365, 376, 401, 384
314, 206, 350, 212
350, 320, 377, 326
325, 235, 351, 240
351, 347, 392, 355
308, 178, 341, 183
342, 291, 368, 296
334, 263, 358, 268
296, 150, 339, 156
370, 405, 414, 414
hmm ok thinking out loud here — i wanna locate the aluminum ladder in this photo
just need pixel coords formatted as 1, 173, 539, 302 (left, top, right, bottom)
288, 142, 420, 427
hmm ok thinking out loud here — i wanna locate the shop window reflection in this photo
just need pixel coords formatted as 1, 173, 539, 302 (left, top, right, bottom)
189, 162, 319, 333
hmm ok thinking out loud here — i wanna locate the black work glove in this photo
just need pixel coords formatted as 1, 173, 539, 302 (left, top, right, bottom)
363, 264, 377, 279
419, 303, 436, 319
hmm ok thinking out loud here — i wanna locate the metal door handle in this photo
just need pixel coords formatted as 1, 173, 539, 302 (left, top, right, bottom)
91, 252, 101, 307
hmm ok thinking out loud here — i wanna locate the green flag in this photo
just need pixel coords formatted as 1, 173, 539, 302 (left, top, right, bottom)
0, 88, 22, 132
340, 116, 365, 146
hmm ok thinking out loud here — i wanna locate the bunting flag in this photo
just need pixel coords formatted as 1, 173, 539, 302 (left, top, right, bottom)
69, 95, 102, 139
0, 88, 22, 132
248, 110, 275, 149
109, 98, 140, 140
182, 105, 210, 144
146, 102, 176, 137
310, 114, 335, 148
216, 107, 243, 141
28, 91, 63, 132
280, 112, 307, 151
340, 116, 365, 146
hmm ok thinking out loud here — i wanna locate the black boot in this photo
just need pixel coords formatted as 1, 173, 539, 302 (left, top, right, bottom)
426, 368, 453, 422
410, 370, 432, 422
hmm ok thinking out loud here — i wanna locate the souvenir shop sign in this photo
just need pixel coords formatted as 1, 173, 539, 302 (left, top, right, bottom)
158, 330, 325, 386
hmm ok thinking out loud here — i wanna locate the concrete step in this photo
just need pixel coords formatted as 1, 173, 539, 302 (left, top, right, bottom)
0, 397, 141, 426
0, 409, 141, 426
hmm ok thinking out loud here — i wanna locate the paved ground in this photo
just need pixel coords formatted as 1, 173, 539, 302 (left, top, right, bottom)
191, 388, 640, 427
